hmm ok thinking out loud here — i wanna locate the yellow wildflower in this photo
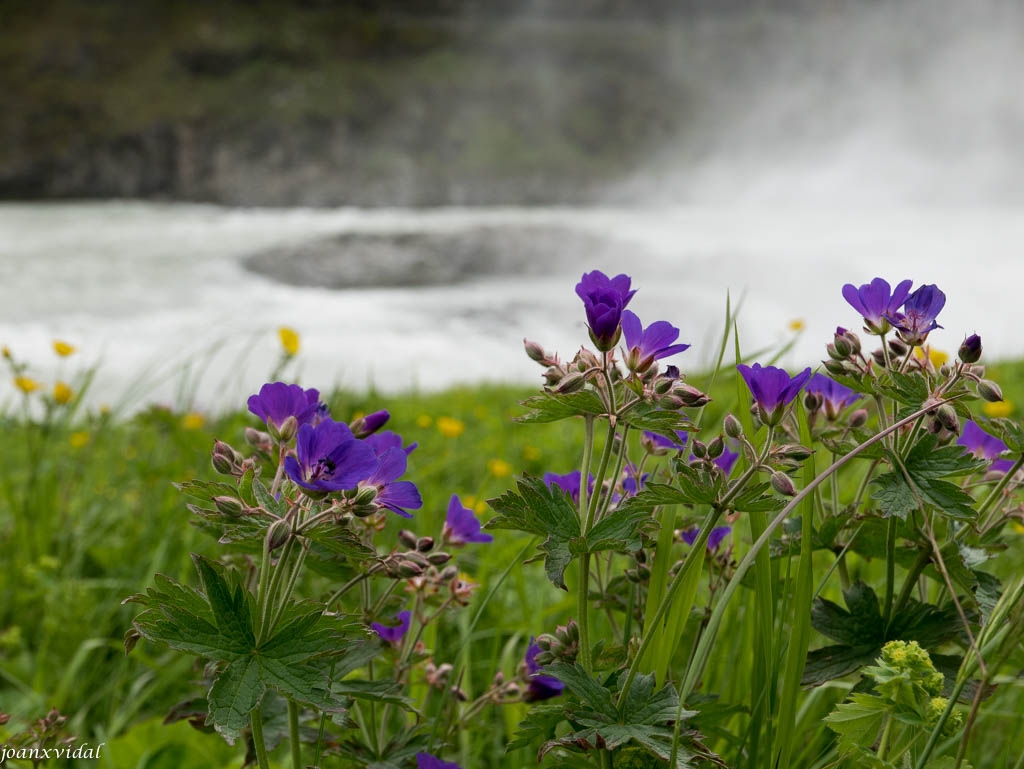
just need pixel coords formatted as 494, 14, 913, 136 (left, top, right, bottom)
181, 412, 206, 430
416, 414, 433, 428
14, 376, 39, 394
436, 416, 465, 438
53, 381, 73, 405
1, 345, 10, 359
983, 400, 1013, 418
69, 431, 90, 449
53, 340, 76, 357
474, 499, 487, 514
1012, 521, 1024, 535
278, 326, 300, 357
487, 458, 512, 477
523, 445, 542, 461
788, 319, 806, 332
914, 346, 948, 368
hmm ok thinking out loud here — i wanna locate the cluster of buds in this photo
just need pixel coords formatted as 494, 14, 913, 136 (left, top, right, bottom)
382, 533, 452, 580
422, 659, 468, 701
485, 671, 522, 703
921, 397, 961, 443
624, 549, 651, 584
5, 708, 75, 755
528, 620, 580, 667
403, 561, 477, 607
652, 366, 710, 410
210, 439, 259, 478
822, 327, 871, 378
766, 443, 814, 473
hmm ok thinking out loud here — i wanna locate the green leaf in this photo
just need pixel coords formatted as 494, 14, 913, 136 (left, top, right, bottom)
802, 644, 882, 686
872, 435, 985, 520
618, 403, 694, 441
728, 482, 784, 514
252, 477, 288, 517
516, 391, 607, 423
585, 506, 654, 555
207, 657, 265, 742
486, 476, 582, 589
811, 582, 885, 646
876, 371, 929, 407
823, 692, 887, 748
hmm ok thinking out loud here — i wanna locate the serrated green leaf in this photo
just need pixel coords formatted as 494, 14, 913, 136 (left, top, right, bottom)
618, 403, 694, 441
811, 582, 885, 646
486, 476, 581, 589
507, 702, 566, 752
207, 657, 265, 744
823, 692, 887, 746
252, 477, 288, 517
545, 662, 616, 719
876, 371, 929, 407
586, 506, 654, 554
802, 644, 882, 686
193, 555, 255, 650
729, 481, 784, 514
516, 391, 607, 423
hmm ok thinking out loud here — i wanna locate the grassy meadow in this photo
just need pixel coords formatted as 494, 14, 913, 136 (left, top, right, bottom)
3, 343, 1024, 768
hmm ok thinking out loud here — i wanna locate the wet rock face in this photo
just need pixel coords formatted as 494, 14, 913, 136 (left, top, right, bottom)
240, 226, 616, 288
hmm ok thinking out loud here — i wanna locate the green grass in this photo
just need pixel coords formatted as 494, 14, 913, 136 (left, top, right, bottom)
2, 359, 1024, 767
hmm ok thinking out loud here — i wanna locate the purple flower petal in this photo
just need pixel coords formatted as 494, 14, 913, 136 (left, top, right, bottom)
371, 610, 411, 644
285, 420, 378, 493
416, 754, 462, 769
443, 495, 493, 544
247, 382, 321, 433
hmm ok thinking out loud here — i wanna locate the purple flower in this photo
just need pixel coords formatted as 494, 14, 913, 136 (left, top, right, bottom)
523, 639, 564, 702
712, 445, 740, 476
575, 270, 636, 352
544, 471, 594, 506
680, 525, 732, 552
737, 363, 813, 426
644, 429, 688, 453
959, 334, 982, 364
806, 372, 861, 420
959, 420, 1014, 473
888, 284, 945, 346
621, 464, 648, 497
371, 610, 411, 645
416, 754, 461, 769
842, 278, 913, 334
443, 495, 493, 544
362, 448, 422, 518
365, 430, 417, 456
247, 382, 322, 438
621, 310, 690, 371
351, 409, 390, 439
284, 419, 378, 494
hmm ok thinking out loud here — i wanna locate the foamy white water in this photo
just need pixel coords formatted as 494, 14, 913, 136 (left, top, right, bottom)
2, 201, 1022, 413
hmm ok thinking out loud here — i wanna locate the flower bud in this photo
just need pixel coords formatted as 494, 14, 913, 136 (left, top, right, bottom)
213, 496, 245, 517
823, 359, 848, 376
691, 440, 707, 459
827, 341, 847, 361
935, 403, 959, 433
524, 338, 547, 363
770, 471, 797, 496
888, 338, 909, 356
841, 328, 862, 355
658, 394, 684, 410
266, 519, 291, 552
803, 390, 823, 412
653, 375, 675, 395
244, 427, 272, 450
849, 408, 869, 428
416, 536, 435, 552
707, 435, 725, 459
978, 380, 1004, 403
396, 560, 425, 578
958, 334, 982, 364
427, 551, 452, 565
211, 452, 235, 475
401, 551, 430, 568
353, 485, 378, 506
275, 415, 299, 442
673, 383, 711, 408
351, 409, 390, 439
778, 444, 813, 462
723, 413, 743, 439
398, 529, 419, 548
872, 349, 887, 368
543, 366, 563, 386
439, 565, 460, 581
555, 372, 587, 394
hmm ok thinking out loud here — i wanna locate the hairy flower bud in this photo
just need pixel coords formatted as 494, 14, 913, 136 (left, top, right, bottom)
935, 403, 959, 433
244, 427, 272, 450
211, 452, 235, 475
707, 435, 725, 459
266, 518, 291, 552
849, 408, 869, 428
827, 341, 847, 361
958, 334, 982, 364
823, 359, 848, 377
803, 390, 823, 412
416, 536, 435, 552
871, 348, 887, 368
978, 379, 1004, 403
691, 440, 707, 459
555, 372, 587, 394
770, 471, 797, 496
398, 529, 419, 549
543, 366, 563, 386
888, 337, 910, 357
673, 383, 711, 408
778, 444, 814, 462
213, 496, 245, 517
426, 551, 452, 566
524, 338, 547, 363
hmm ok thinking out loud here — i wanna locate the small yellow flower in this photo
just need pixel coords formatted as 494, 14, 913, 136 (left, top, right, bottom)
53, 381, 73, 405
1, 345, 10, 359
53, 340, 76, 357
462, 494, 478, 508
14, 376, 39, 394
473, 499, 487, 514
523, 445, 542, 461
278, 326, 300, 357
181, 412, 206, 430
1011, 521, 1024, 535
788, 319, 806, 332
436, 416, 465, 438
487, 458, 512, 477
69, 431, 90, 449
983, 400, 1013, 418
416, 414, 433, 428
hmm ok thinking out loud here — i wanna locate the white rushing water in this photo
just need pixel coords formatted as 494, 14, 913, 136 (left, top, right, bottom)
2, 201, 1022, 414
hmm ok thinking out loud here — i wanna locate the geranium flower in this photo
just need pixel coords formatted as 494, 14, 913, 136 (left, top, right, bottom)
523, 639, 564, 702
247, 382, 322, 438
283, 419, 378, 494
737, 363, 812, 426
351, 409, 390, 439
416, 753, 461, 769
443, 495, 493, 544
361, 447, 422, 518
842, 277, 913, 334
575, 270, 636, 351
371, 610, 411, 644
620, 310, 690, 371
887, 284, 945, 346
643, 429, 688, 453
805, 372, 861, 420
680, 525, 732, 552
958, 420, 1014, 473
543, 470, 594, 506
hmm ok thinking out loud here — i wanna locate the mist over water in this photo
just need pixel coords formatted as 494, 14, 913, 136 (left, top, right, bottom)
612, 0, 1024, 206
4, 1, 1024, 412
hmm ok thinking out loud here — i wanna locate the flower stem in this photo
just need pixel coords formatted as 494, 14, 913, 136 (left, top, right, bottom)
250, 707, 271, 769
288, 698, 302, 769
